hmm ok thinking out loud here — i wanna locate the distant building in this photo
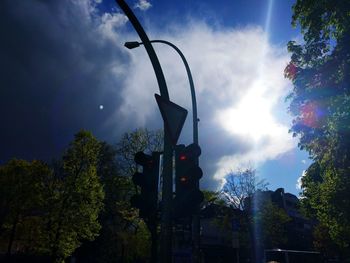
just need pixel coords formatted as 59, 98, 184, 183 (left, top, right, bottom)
247, 188, 314, 251
272, 188, 314, 251
173, 188, 315, 263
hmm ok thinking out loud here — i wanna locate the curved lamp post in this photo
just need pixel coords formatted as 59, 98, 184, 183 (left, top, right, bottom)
125, 40, 201, 263
125, 40, 199, 146
115, 1, 173, 262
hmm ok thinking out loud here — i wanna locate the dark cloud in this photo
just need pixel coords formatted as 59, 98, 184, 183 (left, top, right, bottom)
0, 0, 128, 162
199, 124, 253, 189
0, 0, 293, 191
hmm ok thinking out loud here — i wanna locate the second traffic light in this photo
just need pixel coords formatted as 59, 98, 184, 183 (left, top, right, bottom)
174, 143, 204, 217
130, 151, 160, 220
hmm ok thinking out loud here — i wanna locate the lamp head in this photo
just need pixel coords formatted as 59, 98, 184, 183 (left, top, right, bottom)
124, 41, 141, 49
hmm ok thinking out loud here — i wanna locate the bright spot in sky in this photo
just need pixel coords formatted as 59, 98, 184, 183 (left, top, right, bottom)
217, 80, 282, 142
99, 105, 104, 110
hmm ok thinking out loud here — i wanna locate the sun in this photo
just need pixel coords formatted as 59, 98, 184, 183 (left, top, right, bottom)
217, 81, 281, 142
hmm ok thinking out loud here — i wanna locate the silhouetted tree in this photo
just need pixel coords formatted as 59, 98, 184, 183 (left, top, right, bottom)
221, 167, 268, 210
116, 128, 163, 177
76, 128, 163, 263
285, 0, 350, 257
253, 200, 291, 248
0, 159, 50, 256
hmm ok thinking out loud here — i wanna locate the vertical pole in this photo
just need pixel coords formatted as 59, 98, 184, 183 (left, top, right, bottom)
161, 134, 173, 262
149, 40, 201, 263
263, 250, 266, 263
115, 1, 173, 262
284, 252, 289, 263
149, 219, 157, 262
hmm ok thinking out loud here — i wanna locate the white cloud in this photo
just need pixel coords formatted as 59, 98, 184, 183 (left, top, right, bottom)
98, 12, 128, 41
120, 23, 296, 188
1, 0, 296, 190
296, 170, 306, 189
134, 0, 152, 11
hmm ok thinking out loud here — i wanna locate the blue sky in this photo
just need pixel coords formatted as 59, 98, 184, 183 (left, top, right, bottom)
0, 0, 311, 195
107, 0, 311, 194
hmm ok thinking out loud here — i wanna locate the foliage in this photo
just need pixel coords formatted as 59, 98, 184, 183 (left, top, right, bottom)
0, 128, 163, 262
82, 141, 150, 263
114, 128, 164, 262
313, 223, 342, 259
42, 130, 104, 262
0, 159, 50, 255
76, 128, 163, 262
286, 0, 350, 253
299, 161, 349, 244
202, 190, 225, 207
220, 168, 292, 257
221, 167, 268, 210
253, 200, 291, 248
116, 128, 163, 177
94, 143, 134, 262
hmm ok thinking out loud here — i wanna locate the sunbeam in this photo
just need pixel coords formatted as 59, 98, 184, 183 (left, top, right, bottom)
253, 1, 275, 262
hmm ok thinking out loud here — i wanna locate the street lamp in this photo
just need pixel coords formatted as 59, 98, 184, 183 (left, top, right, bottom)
124, 41, 141, 49
125, 39, 201, 263
125, 40, 199, 146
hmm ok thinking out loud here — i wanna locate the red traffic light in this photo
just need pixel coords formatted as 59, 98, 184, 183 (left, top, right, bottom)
179, 154, 187, 161
179, 176, 189, 184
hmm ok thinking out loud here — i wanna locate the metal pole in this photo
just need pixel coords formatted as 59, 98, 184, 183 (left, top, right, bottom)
145, 40, 201, 263
147, 40, 199, 145
115, 1, 173, 262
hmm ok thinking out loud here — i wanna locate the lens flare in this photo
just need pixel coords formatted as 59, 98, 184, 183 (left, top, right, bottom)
300, 101, 326, 128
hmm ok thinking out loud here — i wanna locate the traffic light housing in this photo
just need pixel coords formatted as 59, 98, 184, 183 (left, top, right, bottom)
174, 143, 204, 218
130, 151, 160, 220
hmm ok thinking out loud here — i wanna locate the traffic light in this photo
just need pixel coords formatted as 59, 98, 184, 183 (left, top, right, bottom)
130, 151, 160, 220
174, 143, 204, 218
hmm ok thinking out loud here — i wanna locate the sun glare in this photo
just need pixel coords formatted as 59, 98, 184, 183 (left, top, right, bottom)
217, 0, 282, 144
217, 81, 280, 142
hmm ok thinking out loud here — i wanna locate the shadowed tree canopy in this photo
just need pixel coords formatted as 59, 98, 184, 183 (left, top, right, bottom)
0, 130, 105, 262
116, 128, 163, 177
76, 128, 164, 263
254, 200, 291, 248
285, 0, 350, 254
0, 159, 50, 256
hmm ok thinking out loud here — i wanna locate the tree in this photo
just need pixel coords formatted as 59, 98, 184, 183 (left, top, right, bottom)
285, 0, 350, 255
76, 129, 163, 263
116, 128, 163, 177
221, 168, 271, 261
0, 159, 50, 256
74, 141, 146, 263
254, 200, 291, 248
202, 190, 225, 206
285, 0, 350, 162
42, 130, 104, 262
114, 128, 163, 263
221, 167, 268, 210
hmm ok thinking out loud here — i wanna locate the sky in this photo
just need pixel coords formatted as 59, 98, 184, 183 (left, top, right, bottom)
0, 0, 312, 195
